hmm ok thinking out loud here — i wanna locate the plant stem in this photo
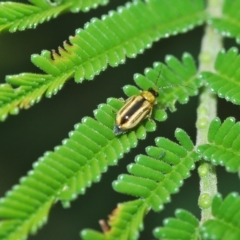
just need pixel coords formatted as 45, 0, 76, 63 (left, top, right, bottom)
196, 0, 223, 223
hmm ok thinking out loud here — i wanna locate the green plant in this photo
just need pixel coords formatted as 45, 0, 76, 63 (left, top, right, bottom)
0, 0, 240, 239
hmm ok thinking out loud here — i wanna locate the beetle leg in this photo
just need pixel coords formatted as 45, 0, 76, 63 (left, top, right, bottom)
145, 107, 155, 124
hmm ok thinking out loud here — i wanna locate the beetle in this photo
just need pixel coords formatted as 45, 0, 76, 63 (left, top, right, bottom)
113, 87, 158, 135
113, 66, 192, 135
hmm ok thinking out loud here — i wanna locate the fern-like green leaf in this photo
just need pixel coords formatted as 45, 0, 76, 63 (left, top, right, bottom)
1, 79, 188, 239
81, 200, 146, 240
198, 117, 240, 173
209, 0, 240, 42
81, 129, 200, 240
113, 129, 200, 212
0, 2, 68, 32
0, 52, 199, 122
0, 0, 204, 120
126, 53, 200, 112
200, 193, 240, 240
0, 73, 72, 121
31, 0, 205, 79
154, 209, 199, 240
0, 0, 108, 32
0, 97, 150, 240
201, 47, 240, 105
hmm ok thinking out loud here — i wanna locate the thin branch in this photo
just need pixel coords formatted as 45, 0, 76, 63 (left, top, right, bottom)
196, 0, 223, 223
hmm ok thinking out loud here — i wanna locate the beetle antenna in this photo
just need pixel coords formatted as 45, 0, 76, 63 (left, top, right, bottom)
155, 64, 163, 87
160, 84, 194, 90
155, 64, 194, 90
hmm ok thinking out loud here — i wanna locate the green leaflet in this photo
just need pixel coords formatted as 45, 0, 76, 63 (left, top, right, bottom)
113, 129, 200, 212
0, 73, 70, 121
200, 193, 240, 240
0, 2, 61, 32
81, 200, 146, 240
201, 47, 240, 105
198, 117, 240, 172
0, 0, 108, 32
154, 209, 199, 240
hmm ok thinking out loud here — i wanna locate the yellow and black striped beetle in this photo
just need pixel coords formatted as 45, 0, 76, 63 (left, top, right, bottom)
113, 66, 192, 135
113, 87, 158, 135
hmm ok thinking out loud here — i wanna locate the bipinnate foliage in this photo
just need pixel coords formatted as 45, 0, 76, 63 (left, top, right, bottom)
200, 193, 240, 240
198, 117, 240, 173
154, 209, 199, 240
0, 0, 205, 121
198, 118, 240, 172
149, 117, 240, 240
1, 0, 240, 240
201, 48, 240, 105
82, 129, 200, 240
113, 129, 199, 212
0, 54, 199, 240
154, 193, 240, 240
